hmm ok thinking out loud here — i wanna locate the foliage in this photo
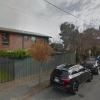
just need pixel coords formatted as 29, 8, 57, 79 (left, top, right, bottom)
0, 50, 8, 57
59, 21, 100, 63
0, 49, 30, 59
59, 22, 80, 51
50, 43, 64, 52
28, 42, 54, 85
90, 46, 100, 57
76, 49, 88, 63
76, 46, 100, 63
82, 28, 100, 49
28, 42, 54, 64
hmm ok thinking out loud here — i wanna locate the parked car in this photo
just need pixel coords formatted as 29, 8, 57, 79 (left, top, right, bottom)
50, 64, 93, 95
81, 59, 100, 74
96, 56, 100, 61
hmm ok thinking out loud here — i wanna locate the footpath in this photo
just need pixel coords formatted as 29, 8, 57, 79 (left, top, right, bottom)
0, 70, 52, 100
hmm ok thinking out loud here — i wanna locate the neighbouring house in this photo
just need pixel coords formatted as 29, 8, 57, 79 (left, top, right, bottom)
0, 27, 51, 50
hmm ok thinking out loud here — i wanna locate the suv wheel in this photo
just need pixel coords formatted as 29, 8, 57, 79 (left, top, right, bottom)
71, 82, 79, 95
88, 73, 93, 82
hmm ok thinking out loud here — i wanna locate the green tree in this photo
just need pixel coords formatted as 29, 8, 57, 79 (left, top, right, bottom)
59, 22, 79, 52
50, 43, 64, 52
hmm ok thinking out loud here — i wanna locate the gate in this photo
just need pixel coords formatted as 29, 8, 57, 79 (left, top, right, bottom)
0, 58, 15, 83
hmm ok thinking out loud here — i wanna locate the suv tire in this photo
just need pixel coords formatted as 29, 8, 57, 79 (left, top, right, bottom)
71, 82, 79, 95
88, 73, 93, 82
96, 67, 100, 75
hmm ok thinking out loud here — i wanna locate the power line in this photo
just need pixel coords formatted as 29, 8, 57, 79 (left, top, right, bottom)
0, 1, 99, 27
44, 0, 99, 27
0, 3, 40, 18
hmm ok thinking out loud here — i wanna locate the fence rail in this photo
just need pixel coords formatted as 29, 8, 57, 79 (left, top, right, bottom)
0, 53, 76, 83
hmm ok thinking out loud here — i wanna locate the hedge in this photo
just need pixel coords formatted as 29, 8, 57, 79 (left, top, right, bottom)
0, 49, 30, 59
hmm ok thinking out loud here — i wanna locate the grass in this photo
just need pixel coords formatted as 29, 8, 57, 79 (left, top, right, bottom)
0, 69, 53, 91
0, 70, 11, 83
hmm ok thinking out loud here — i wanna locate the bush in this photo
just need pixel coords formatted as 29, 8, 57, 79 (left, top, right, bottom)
0, 50, 8, 57
0, 49, 30, 59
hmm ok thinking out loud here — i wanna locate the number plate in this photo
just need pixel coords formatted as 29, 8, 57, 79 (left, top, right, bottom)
55, 77, 59, 82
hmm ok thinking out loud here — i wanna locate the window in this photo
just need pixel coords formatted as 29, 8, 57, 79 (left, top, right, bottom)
31, 36, 36, 43
2, 33, 9, 45
24, 36, 29, 41
44, 38, 48, 43
51, 69, 69, 78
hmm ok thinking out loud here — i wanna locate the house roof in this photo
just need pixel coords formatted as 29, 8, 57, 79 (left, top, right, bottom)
0, 27, 51, 38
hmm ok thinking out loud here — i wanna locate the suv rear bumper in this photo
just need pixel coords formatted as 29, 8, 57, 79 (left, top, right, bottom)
50, 81, 71, 90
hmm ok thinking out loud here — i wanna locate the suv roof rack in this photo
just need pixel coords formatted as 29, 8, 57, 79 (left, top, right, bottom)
56, 63, 75, 71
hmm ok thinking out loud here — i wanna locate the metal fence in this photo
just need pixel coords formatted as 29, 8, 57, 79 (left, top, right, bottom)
0, 58, 15, 83
0, 53, 76, 82
14, 53, 76, 79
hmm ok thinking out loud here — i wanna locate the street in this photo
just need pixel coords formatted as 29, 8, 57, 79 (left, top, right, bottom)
31, 74, 100, 100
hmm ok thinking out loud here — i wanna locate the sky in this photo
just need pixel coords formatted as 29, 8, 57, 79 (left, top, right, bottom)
0, 0, 100, 42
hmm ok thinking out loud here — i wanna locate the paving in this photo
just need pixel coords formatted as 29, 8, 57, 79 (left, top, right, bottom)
0, 70, 51, 100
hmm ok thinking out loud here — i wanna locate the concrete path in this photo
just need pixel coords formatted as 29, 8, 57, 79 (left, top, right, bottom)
0, 77, 49, 100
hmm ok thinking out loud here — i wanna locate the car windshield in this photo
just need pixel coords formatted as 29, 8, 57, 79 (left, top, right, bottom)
52, 69, 68, 78
85, 60, 96, 64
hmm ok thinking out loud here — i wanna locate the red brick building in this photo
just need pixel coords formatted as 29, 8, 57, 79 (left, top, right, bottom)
0, 27, 51, 50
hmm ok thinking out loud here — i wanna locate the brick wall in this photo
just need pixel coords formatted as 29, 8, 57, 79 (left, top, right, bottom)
10, 34, 22, 50
23, 36, 32, 49
0, 33, 48, 51
36, 37, 45, 43
0, 33, 22, 50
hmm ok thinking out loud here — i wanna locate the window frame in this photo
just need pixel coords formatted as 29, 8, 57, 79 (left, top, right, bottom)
44, 38, 48, 43
2, 33, 10, 46
24, 35, 29, 41
31, 36, 36, 43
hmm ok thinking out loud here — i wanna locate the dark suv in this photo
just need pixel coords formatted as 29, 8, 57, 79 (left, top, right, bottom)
81, 59, 100, 74
50, 64, 93, 95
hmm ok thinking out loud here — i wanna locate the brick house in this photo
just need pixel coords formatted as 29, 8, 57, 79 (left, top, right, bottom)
0, 27, 51, 50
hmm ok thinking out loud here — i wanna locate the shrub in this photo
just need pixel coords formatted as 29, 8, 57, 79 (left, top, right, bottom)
0, 49, 30, 59
0, 50, 8, 57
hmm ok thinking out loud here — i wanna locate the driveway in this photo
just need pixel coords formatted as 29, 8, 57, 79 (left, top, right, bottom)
31, 74, 100, 100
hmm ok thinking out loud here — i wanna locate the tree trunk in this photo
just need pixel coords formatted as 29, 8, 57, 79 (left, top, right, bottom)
39, 63, 42, 85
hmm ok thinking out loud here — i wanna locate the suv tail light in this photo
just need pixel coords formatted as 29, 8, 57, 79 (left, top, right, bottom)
62, 78, 70, 83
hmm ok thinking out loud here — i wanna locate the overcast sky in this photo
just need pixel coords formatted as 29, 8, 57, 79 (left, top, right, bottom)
0, 0, 100, 42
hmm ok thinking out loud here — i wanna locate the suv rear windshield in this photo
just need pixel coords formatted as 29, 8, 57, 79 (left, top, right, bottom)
51, 69, 69, 78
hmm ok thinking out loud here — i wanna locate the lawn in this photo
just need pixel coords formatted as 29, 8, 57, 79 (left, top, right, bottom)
0, 70, 11, 83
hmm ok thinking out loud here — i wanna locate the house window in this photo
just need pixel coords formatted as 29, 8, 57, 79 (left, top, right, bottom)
31, 36, 36, 43
24, 36, 29, 41
2, 33, 9, 45
44, 38, 48, 43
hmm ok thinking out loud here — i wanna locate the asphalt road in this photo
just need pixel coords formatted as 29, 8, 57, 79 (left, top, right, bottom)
31, 74, 100, 100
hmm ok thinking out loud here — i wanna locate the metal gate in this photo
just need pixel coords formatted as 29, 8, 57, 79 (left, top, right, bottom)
0, 58, 15, 83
